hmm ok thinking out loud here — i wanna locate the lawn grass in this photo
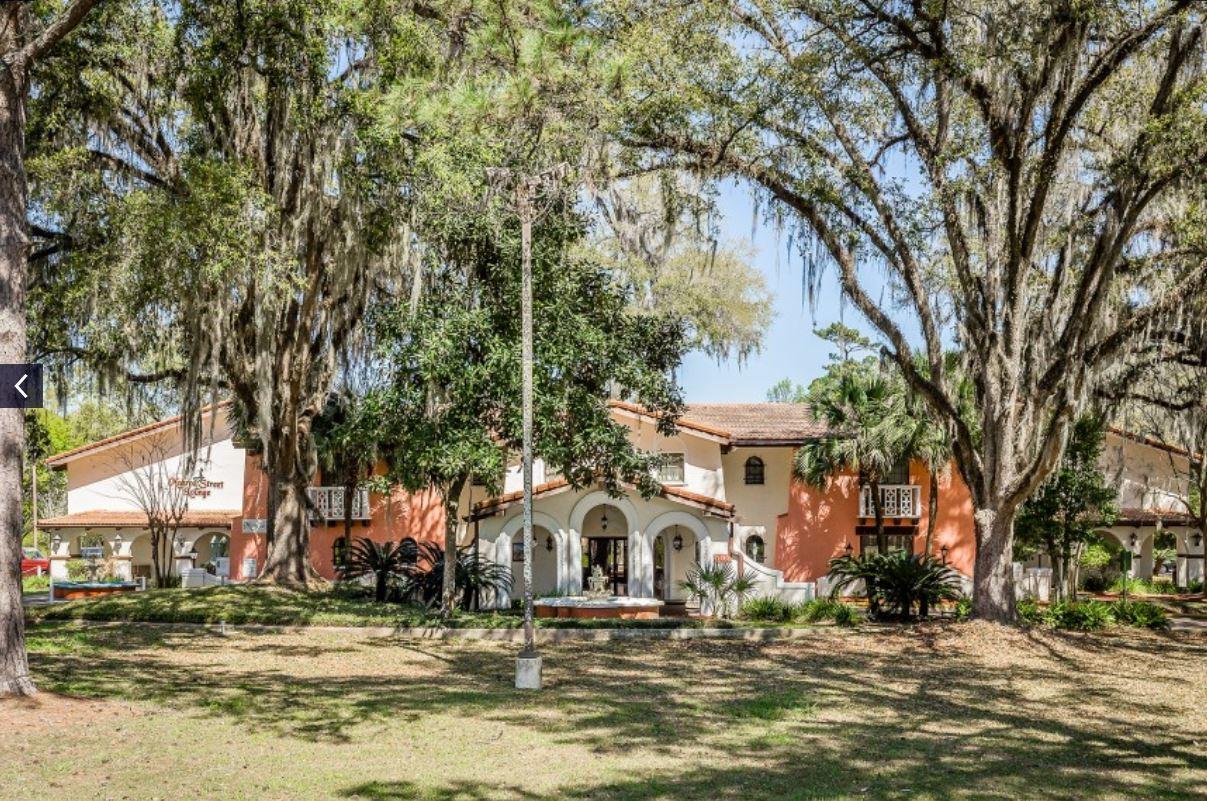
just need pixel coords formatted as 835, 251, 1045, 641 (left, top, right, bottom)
3, 621, 1204, 800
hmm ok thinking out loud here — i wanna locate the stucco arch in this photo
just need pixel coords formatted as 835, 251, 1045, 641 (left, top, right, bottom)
635, 511, 713, 598
491, 511, 566, 604
569, 491, 639, 535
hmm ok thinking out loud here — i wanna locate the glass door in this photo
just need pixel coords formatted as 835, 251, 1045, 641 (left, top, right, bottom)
583, 536, 628, 595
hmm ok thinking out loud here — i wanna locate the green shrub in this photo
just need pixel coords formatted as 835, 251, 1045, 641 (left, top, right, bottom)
1044, 600, 1113, 631
952, 597, 972, 621
794, 598, 858, 626
22, 574, 50, 593
1110, 600, 1170, 630
1017, 596, 1044, 625
831, 603, 858, 627
65, 560, 90, 581
1109, 576, 1179, 596
740, 597, 794, 622
1188, 579, 1204, 594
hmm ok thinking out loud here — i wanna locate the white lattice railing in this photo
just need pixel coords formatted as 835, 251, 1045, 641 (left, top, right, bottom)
308, 486, 371, 521
859, 484, 922, 518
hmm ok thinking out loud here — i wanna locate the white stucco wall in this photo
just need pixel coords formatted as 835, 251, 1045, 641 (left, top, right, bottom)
64, 410, 246, 515
722, 446, 794, 569
1101, 433, 1191, 514
475, 485, 731, 607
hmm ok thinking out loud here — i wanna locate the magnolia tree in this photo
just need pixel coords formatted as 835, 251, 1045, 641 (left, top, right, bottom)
612, 0, 1207, 620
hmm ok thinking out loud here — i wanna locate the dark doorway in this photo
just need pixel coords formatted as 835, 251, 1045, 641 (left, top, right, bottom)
583, 536, 628, 595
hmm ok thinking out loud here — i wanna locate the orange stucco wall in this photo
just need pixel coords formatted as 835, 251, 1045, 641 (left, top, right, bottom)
227, 454, 447, 581
774, 459, 976, 581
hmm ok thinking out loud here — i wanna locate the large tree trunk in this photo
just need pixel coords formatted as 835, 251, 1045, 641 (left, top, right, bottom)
0, 17, 35, 697
439, 475, 467, 615
972, 509, 1017, 622
257, 472, 319, 586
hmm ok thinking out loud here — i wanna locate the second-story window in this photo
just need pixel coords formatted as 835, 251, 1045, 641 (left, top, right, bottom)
655, 453, 686, 484
744, 456, 765, 485
883, 459, 910, 485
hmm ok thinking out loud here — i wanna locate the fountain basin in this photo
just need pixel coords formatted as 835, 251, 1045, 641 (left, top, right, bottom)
53, 581, 139, 601
534, 596, 664, 620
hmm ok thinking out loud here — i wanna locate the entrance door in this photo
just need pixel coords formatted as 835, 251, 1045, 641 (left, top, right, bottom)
583, 536, 628, 595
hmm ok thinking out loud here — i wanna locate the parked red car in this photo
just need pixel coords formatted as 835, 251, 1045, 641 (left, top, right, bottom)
21, 547, 50, 577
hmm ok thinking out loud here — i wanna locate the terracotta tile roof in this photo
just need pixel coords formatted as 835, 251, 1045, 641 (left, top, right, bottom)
469, 479, 574, 519
609, 399, 828, 445
468, 479, 735, 521
608, 400, 731, 440
1115, 507, 1194, 527
38, 509, 241, 529
682, 403, 828, 445
45, 401, 234, 468
658, 485, 735, 517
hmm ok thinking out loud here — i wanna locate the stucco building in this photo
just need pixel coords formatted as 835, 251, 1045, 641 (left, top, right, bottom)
38, 400, 1204, 599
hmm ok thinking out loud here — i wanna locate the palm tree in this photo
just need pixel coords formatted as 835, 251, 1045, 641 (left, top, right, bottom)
794, 369, 907, 551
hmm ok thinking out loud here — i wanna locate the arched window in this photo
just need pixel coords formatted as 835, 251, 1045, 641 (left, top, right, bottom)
745, 535, 765, 564
332, 537, 349, 570
744, 456, 765, 485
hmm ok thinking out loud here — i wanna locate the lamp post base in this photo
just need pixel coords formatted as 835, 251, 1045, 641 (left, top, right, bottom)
515, 653, 542, 690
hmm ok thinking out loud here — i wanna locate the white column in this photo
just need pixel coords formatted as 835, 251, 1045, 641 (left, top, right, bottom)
48, 532, 70, 580
564, 529, 583, 594
632, 531, 654, 598
110, 533, 133, 581
627, 528, 646, 598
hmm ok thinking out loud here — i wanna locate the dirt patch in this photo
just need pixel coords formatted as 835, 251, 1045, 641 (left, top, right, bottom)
0, 692, 141, 737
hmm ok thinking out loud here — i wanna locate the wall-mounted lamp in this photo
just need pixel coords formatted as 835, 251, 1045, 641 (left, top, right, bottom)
672, 526, 683, 552
1193, 532, 1203, 548
940, 544, 950, 565
113, 532, 123, 551
51, 532, 61, 552
188, 547, 199, 563
843, 541, 854, 557
600, 509, 609, 532
545, 534, 554, 552
1128, 532, 1138, 551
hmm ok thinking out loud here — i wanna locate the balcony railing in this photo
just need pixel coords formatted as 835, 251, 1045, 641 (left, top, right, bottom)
859, 484, 922, 518
308, 486, 371, 522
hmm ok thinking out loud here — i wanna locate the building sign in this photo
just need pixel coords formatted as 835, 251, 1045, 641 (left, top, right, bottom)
170, 474, 225, 499
242, 518, 267, 535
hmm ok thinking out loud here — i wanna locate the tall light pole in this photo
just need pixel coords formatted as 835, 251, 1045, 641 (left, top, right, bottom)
488, 164, 568, 691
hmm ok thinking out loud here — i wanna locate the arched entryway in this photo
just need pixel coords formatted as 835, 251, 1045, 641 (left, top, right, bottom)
579, 503, 633, 595
569, 492, 640, 597
496, 511, 564, 602
641, 511, 711, 600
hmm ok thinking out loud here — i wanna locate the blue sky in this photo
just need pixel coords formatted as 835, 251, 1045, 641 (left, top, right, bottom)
678, 181, 882, 403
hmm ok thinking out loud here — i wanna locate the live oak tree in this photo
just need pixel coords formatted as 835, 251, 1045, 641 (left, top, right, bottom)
1, 0, 105, 697
28, 1, 442, 586
591, 174, 773, 363
611, 0, 1207, 620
